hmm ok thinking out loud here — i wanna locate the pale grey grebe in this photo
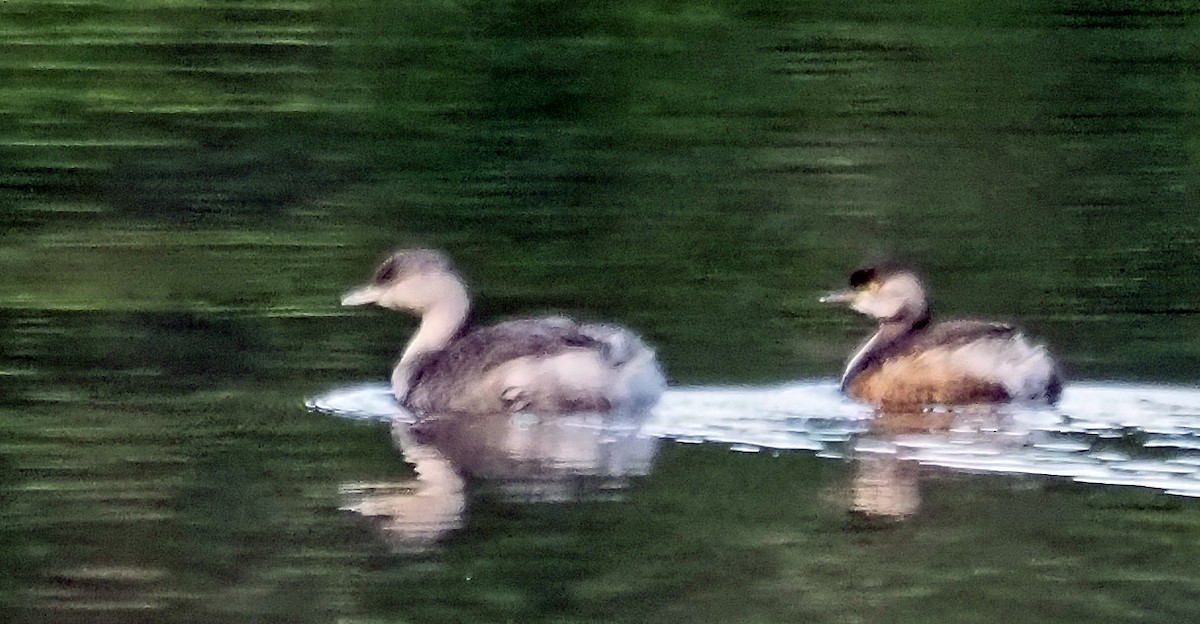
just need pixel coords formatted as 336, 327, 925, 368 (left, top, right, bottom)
820, 265, 1062, 407
341, 249, 666, 416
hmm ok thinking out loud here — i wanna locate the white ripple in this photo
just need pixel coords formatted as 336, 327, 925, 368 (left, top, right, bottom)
309, 380, 1200, 497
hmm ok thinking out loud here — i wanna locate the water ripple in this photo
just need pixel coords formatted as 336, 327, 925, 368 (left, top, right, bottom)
308, 380, 1200, 497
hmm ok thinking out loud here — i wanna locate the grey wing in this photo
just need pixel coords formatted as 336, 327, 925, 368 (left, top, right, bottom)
481, 317, 607, 363
912, 320, 1017, 351
404, 317, 606, 413
420, 317, 603, 382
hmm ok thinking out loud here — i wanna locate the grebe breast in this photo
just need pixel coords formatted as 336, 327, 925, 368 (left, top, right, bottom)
849, 320, 1061, 406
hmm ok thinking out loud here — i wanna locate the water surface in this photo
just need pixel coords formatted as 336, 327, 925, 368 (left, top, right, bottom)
314, 380, 1200, 498
3, 0, 1200, 622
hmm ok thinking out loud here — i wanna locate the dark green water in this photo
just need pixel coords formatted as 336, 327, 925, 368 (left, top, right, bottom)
4, 0, 1200, 621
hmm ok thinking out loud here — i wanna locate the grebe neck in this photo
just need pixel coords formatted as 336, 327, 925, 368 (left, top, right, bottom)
840, 309, 931, 390
393, 289, 471, 400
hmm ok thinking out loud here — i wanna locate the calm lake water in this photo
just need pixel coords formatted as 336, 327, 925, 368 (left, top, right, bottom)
3, 0, 1200, 622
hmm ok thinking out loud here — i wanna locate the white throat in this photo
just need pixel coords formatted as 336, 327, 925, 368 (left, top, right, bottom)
392, 281, 470, 398
401, 295, 469, 364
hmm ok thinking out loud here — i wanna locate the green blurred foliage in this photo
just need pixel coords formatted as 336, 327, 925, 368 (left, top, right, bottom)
2, 0, 1199, 380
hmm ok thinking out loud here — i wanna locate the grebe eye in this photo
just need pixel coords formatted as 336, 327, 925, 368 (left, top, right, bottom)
849, 267, 876, 289
373, 257, 401, 284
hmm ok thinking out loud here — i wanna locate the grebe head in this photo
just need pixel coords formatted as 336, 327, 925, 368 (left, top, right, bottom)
341, 249, 469, 315
820, 265, 928, 323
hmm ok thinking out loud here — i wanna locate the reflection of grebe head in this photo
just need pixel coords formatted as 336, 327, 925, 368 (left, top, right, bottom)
821, 265, 928, 323
340, 249, 469, 315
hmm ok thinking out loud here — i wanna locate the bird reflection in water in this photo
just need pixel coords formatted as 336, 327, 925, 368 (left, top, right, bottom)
846, 407, 1022, 522
340, 409, 659, 551
339, 424, 466, 553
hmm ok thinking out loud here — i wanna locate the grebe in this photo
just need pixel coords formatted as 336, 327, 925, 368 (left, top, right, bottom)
820, 265, 1062, 407
341, 249, 666, 416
